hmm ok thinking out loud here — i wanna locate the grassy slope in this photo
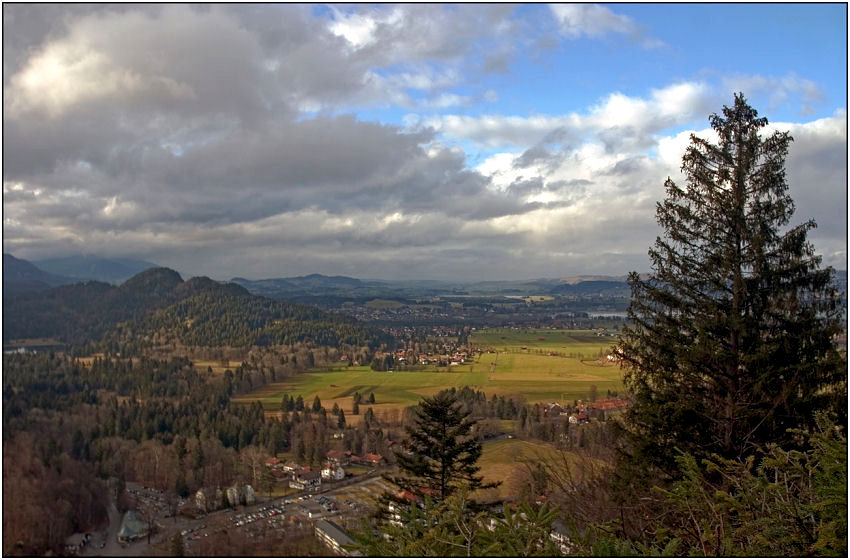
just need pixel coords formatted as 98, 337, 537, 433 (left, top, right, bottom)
475, 438, 605, 500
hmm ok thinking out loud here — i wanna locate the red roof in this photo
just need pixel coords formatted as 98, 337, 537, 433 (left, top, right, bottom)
266, 457, 280, 465
591, 398, 629, 411
363, 453, 384, 463
396, 490, 418, 502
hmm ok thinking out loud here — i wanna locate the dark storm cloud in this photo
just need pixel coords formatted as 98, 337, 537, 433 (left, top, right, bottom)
2, 4, 542, 238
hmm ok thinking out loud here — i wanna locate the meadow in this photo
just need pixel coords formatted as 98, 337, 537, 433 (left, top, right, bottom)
474, 438, 606, 500
234, 328, 624, 420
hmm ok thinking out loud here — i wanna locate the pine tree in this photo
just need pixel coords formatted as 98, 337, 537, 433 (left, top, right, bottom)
394, 391, 494, 500
619, 94, 845, 473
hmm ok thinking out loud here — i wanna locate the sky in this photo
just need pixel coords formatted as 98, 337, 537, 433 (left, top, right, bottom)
2, 3, 847, 282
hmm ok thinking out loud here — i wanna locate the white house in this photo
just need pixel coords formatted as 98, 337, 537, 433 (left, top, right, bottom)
321, 463, 345, 481
290, 469, 322, 490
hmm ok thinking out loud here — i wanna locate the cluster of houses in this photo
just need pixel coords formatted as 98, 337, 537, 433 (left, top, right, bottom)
382, 345, 482, 368
569, 397, 629, 424
264, 451, 387, 492
536, 397, 629, 425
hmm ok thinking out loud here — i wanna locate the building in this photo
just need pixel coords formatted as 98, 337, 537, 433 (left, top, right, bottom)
117, 510, 150, 543
387, 490, 420, 526
550, 519, 574, 555
225, 484, 256, 507
315, 519, 360, 556
362, 453, 385, 466
290, 469, 322, 490
568, 413, 589, 424
321, 463, 345, 481
326, 449, 350, 466
195, 486, 224, 513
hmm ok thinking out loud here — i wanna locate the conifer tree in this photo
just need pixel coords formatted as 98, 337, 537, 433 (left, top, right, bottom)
394, 391, 494, 500
619, 94, 845, 473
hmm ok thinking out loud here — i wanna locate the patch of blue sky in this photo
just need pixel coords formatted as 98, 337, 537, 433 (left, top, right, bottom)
614, 3, 846, 118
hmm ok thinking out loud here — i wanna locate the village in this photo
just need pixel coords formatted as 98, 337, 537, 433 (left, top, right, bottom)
62, 388, 631, 558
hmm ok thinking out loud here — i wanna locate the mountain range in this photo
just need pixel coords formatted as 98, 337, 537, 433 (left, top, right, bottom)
33, 255, 161, 284
3, 265, 388, 350
230, 274, 633, 304
3, 253, 161, 294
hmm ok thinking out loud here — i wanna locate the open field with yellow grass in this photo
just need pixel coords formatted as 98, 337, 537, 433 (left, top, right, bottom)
234, 328, 624, 419
474, 438, 606, 500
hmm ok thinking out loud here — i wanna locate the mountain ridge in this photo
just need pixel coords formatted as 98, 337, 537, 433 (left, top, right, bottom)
33, 255, 161, 284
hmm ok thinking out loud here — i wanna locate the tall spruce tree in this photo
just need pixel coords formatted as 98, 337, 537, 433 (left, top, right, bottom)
394, 390, 492, 500
619, 94, 845, 474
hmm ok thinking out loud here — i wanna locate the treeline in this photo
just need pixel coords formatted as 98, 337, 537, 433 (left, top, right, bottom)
442, 386, 617, 453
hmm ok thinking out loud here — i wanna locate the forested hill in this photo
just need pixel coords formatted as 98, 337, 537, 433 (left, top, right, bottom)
109, 287, 391, 350
3, 268, 225, 344
4, 267, 388, 350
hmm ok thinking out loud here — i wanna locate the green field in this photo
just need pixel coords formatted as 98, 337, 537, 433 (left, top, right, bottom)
235, 329, 624, 418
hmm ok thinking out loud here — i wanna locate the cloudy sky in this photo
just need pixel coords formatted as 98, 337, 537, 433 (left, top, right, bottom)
2, 3, 846, 282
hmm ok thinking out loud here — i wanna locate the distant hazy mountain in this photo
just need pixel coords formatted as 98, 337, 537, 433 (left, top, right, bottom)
34, 255, 160, 284
231, 273, 631, 302
3, 254, 76, 294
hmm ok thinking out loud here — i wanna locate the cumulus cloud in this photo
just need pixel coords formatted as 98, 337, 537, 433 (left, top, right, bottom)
550, 4, 664, 48
428, 82, 718, 153
2, 4, 844, 281
722, 72, 827, 115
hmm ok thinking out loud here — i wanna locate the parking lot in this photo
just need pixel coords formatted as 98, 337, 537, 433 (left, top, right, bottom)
66, 473, 398, 556
176, 475, 393, 553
